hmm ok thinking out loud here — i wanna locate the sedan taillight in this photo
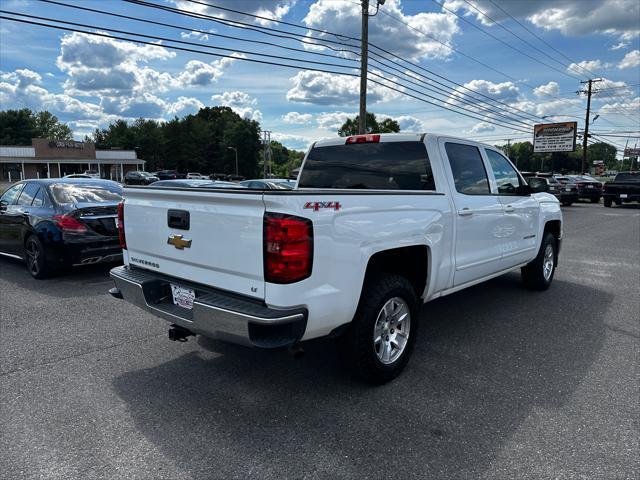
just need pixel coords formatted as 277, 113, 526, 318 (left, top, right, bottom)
53, 214, 87, 233
264, 213, 313, 284
117, 201, 127, 249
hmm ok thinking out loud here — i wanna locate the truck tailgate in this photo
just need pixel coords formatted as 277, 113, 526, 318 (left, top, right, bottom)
122, 187, 266, 299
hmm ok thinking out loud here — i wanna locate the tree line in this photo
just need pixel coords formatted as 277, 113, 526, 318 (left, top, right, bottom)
1, 108, 620, 176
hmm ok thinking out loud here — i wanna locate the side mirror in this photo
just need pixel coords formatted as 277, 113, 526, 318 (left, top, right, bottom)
525, 178, 547, 194
516, 184, 533, 195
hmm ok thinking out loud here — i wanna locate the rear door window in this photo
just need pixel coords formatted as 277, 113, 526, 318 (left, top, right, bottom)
444, 143, 491, 195
298, 141, 436, 190
50, 183, 123, 204
485, 149, 522, 195
17, 183, 40, 206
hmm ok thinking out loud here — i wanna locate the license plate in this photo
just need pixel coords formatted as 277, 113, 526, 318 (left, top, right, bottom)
620, 194, 628, 198
587, 185, 594, 188
565, 188, 571, 192
171, 284, 195, 310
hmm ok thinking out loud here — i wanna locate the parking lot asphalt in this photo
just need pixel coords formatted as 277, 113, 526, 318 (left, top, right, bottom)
1, 202, 638, 480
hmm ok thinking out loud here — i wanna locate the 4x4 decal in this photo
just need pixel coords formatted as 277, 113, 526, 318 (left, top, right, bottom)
304, 201, 341, 211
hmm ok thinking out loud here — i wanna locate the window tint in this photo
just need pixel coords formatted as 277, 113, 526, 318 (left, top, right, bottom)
298, 141, 436, 190
444, 143, 490, 195
17, 183, 40, 206
485, 149, 521, 194
614, 173, 640, 183
31, 187, 48, 207
1, 184, 24, 205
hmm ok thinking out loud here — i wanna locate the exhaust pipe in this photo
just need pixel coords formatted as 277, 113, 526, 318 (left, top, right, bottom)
168, 325, 195, 342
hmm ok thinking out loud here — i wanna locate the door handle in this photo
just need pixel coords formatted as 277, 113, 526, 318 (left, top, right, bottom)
504, 205, 515, 213
458, 208, 473, 216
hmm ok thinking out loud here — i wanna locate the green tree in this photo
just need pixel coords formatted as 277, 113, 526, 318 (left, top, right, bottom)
338, 112, 401, 136
586, 142, 617, 169
34, 111, 72, 140
1, 109, 72, 144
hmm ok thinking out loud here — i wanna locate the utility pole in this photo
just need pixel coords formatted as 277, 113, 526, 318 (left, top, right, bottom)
580, 78, 602, 174
358, 0, 369, 135
262, 130, 271, 179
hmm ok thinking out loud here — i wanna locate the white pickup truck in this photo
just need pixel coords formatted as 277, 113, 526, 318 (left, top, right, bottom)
109, 133, 562, 383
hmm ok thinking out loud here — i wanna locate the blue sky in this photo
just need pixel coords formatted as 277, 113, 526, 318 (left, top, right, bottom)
1, 0, 638, 154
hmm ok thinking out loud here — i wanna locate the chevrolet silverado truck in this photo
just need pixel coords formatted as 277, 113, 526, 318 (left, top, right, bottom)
109, 133, 562, 383
602, 171, 640, 207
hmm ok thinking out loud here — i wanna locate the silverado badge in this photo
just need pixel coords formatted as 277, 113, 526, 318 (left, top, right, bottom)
167, 234, 192, 250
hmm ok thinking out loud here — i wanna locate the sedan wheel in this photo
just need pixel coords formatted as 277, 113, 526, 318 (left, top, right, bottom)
25, 236, 50, 279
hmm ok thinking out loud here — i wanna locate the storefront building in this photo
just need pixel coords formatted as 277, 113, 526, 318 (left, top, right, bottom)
0, 138, 145, 182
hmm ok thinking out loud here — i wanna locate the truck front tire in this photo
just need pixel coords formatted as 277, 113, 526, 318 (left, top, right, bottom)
521, 233, 557, 291
339, 274, 420, 384
604, 197, 612, 207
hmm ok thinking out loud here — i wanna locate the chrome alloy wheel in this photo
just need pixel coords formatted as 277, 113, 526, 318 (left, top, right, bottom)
542, 243, 554, 281
26, 238, 41, 277
373, 297, 411, 365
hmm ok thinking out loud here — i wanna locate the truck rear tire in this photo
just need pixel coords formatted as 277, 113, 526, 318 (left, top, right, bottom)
521, 233, 556, 291
338, 274, 419, 384
603, 197, 612, 207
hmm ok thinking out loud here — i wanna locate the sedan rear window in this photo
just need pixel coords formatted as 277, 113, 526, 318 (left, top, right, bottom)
298, 141, 436, 190
50, 183, 123, 204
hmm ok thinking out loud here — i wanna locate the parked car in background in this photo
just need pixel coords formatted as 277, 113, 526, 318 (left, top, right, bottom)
603, 171, 640, 207
569, 175, 603, 203
239, 179, 295, 190
524, 175, 579, 206
186, 172, 208, 180
155, 170, 186, 180
149, 179, 244, 188
124, 171, 159, 185
83, 170, 100, 178
110, 132, 562, 384
0, 179, 123, 278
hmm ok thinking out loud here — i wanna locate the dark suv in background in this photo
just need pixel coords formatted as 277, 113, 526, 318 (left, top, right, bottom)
124, 171, 159, 185
154, 170, 186, 180
569, 175, 603, 203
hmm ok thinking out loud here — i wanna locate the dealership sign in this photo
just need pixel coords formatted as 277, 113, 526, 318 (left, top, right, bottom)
533, 122, 577, 153
624, 147, 640, 157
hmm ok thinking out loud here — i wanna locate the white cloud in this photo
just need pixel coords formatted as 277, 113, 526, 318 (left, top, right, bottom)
211, 90, 262, 121
611, 41, 629, 50
286, 71, 400, 106
592, 78, 635, 100
282, 111, 313, 124
567, 59, 607, 74
448, 79, 520, 106
599, 96, 640, 115
470, 122, 496, 134
534, 81, 560, 98
167, 96, 205, 116
618, 50, 640, 69
176, 57, 237, 87
316, 111, 355, 130
180, 31, 210, 41
303, 0, 460, 60
271, 132, 314, 150
380, 114, 426, 132
171, 0, 295, 23
443, 0, 640, 40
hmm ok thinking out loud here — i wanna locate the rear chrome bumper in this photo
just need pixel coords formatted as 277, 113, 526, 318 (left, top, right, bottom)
109, 265, 307, 348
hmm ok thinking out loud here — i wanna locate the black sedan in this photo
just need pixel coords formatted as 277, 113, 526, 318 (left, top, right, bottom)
124, 171, 159, 185
569, 175, 603, 203
525, 175, 579, 206
154, 170, 186, 180
0, 179, 123, 278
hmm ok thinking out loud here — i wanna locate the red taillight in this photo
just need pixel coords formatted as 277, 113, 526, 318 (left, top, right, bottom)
117, 201, 127, 249
345, 134, 380, 144
53, 214, 87, 233
264, 213, 313, 284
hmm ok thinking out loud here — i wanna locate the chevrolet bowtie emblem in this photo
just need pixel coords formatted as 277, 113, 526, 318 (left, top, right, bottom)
167, 234, 192, 250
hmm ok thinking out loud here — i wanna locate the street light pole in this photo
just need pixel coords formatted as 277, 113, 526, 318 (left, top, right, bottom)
227, 146, 238, 175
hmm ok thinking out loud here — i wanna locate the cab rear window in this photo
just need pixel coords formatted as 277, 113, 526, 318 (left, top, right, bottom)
298, 141, 436, 190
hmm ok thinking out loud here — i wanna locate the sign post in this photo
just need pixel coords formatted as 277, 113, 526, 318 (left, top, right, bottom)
533, 122, 578, 153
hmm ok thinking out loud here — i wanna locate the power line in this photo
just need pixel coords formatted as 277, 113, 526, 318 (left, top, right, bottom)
484, 0, 600, 79
0, 13, 533, 133
118, 0, 543, 128
432, 0, 585, 81
38, 0, 359, 63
